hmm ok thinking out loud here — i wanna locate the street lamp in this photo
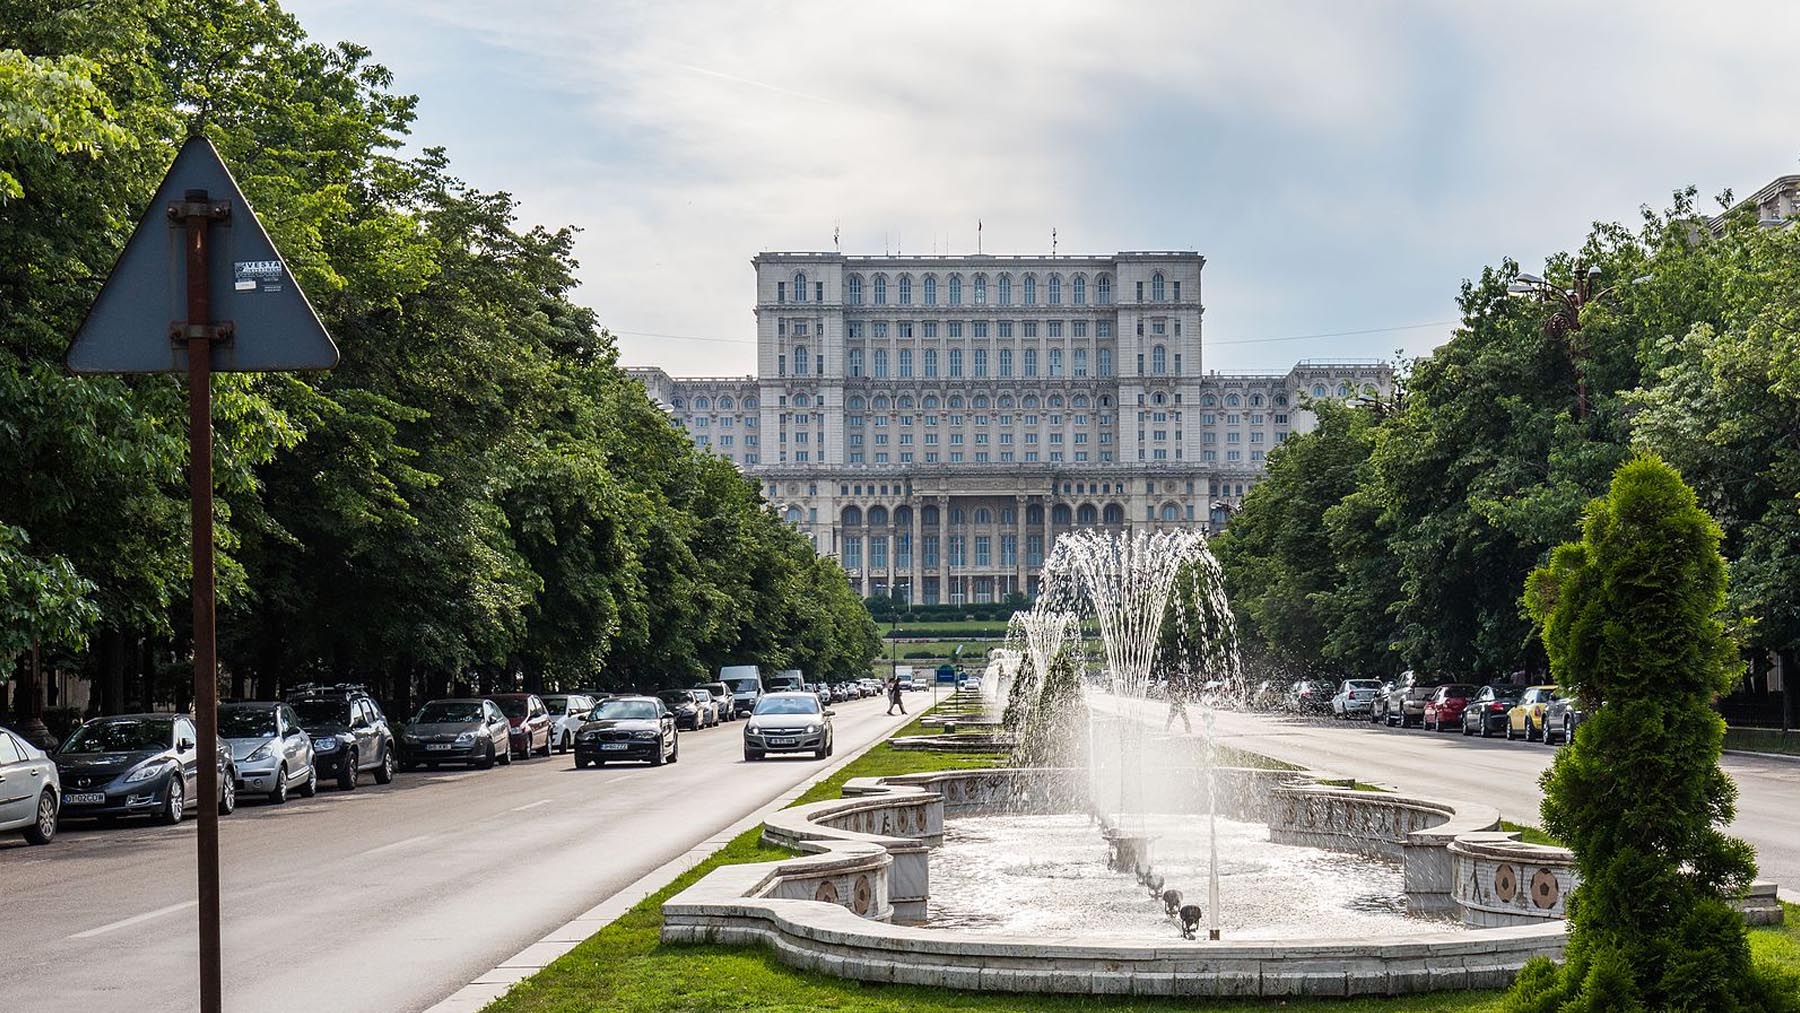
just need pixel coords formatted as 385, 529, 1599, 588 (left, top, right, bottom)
1507, 267, 1651, 420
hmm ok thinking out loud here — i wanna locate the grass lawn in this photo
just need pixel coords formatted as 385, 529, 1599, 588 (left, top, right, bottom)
1499, 820, 1563, 847
483, 731, 1799, 1013
1726, 726, 1800, 757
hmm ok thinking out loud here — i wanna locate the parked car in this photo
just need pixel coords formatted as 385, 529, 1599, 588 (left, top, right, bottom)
402, 698, 513, 770
720, 665, 764, 718
490, 693, 553, 758
895, 675, 917, 693
689, 688, 723, 726
1330, 679, 1383, 718
659, 690, 706, 731
220, 702, 317, 803
1, 725, 60, 844
1507, 686, 1560, 741
1367, 681, 1397, 723
1544, 692, 1586, 745
288, 685, 397, 790
573, 696, 678, 767
743, 691, 834, 761
697, 682, 735, 721
1423, 684, 1478, 732
1285, 680, 1333, 715
55, 713, 237, 824
1252, 680, 1287, 711
1383, 672, 1443, 728
542, 694, 596, 752
1460, 685, 1522, 737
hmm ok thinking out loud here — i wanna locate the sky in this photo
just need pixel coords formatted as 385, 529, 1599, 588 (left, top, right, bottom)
287, 0, 1800, 375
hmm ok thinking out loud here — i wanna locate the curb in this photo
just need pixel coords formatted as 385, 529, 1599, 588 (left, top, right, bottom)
421, 705, 928, 1013
1723, 749, 1800, 764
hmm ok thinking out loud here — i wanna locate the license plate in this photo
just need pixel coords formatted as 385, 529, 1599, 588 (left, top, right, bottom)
600, 743, 629, 751
769, 738, 796, 747
425, 743, 455, 751
64, 792, 105, 805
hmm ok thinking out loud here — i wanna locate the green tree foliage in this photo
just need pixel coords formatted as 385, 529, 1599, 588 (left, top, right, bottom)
0, 0, 875, 712
1507, 455, 1796, 1012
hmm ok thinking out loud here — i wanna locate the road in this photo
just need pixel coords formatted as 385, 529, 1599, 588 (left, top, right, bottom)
1098, 695, 1800, 895
0, 692, 916, 1013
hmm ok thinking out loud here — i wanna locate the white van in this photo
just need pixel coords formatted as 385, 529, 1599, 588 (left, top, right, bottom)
767, 669, 805, 693
720, 665, 763, 718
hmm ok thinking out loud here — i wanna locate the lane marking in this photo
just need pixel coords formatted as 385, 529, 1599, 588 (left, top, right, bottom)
69, 900, 197, 939
359, 834, 431, 857
510, 799, 553, 812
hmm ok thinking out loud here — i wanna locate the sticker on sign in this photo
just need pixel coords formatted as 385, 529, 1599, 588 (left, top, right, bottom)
234, 260, 284, 292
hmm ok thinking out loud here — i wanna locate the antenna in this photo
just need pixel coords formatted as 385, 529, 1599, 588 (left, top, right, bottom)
1052, 226, 1058, 258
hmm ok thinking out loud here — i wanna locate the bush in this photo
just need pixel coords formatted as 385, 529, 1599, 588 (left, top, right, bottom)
1511, 455, 1788, 1011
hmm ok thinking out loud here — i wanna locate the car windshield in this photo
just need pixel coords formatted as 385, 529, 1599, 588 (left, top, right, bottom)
218, 707, 277, 739
754, 696, 821, 716
63, 717, 172, 753
723, 679, 758, 694
1346, 680, 1381, 690
416, 701, 484, 724
495, 698, 529, 719
543, 696, 570, 715
1441, 684, 1478, 697
657, 692, 692, 707
290, 701, 347, 726
597, 700, 658, 721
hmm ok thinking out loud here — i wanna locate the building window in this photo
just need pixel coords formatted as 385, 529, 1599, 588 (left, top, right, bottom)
847, 348, 863, 376
794, 345, 809, 375
873, 349, 889, 378
899, 275, 912, 305
974, 275, 987, 305
1073, 348, 1088, 377
794, 272, 807, 301
1152, 345, 1166, 374
1152, 272, 1165, 301
999, 348, 1013, 377
1136, 280, 1144, 302
997, 275, 1012, 306
973, 348, 987, 377
1098, 348, 1113, 376
1048, 348, 1063, 377
1072, 274, 1086, 305
923, 349, 937, 377
975, 536, 992, 567
847, 275, 864, 305
874, 275, 887, 305
1096, 274, 1112, 304
899, 349, 913, 378
896, 533, 912, 568
1048, 275, 1061, 305
924, 276, 937, 305
776, 281, 786, 303
1023, 349, 1038, 377
1023, 275, 1036, 305
948, 349, 963, 377
949, 276, 962, 305
870, 536, 888, 570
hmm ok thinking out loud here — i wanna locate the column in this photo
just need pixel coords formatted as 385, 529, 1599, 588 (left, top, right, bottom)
887, 509, 898, 600
1014, 493, 1027, 597
910, 501, 923, 605
938, 494, 951, 605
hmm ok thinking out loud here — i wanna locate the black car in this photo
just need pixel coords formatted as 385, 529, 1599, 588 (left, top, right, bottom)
1461, 685, 1522, 737
54, 713, 237, 824
657, 690, 704, 731
288, 685, 398, 790
573, 696, 678, 768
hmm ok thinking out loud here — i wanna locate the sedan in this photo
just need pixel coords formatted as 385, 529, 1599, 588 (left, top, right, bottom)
1544, 693, 1586, 745
1285, 680, 1332, 715
658, 690, 706, 731
743, 691, 834, 761
574, 696, 678, 767
542, 694, 596, 752
220, 702, 317, 803
1, 725, 60, 844
1330, 679, 1383, 718
1507, 686, 1560, 742
402, 698, 513, 770
54, 713, 236, 825
1461, 685, 1522, 737
1423, 684, 1478, 732
491, 693, 553, 759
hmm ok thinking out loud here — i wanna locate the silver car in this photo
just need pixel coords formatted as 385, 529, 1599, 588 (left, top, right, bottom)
542, 694, 595, 753
742, 691, 835, 761
220, 702, 317, 803
0, 725, 59, 844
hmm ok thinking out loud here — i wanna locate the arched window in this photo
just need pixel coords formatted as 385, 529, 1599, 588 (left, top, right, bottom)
1049, 274, 1062, 305
949, 507, 964, 524
896, 394, 914, 408
1096, 274, 1112, 305
948, 275, 962, 305
948, 395, 965, 408
842, 506, 863, 526
997, 275, 1012, 306
694, 396, 710, 409
847, 395, 867, 409
894, 505, 911, 525
1051, 503, 1072, 526
1103, 503, 1125, 525
793, 345, 810, 375
923, 275, 937, 305
873, 275, 887, 305
868, 505, 889, 526
1161, 503, 1179, 522
922, 505, 940, 525
785, 505, 804, 524
972, 394, 990, 408
997, 395, 1014, 408
1201, 394, 1216, 407
873, 395, 891, 409
898, 275, 912, 305
1225, 394, 1240, 407
1000, 507, 1016, 524
1152, 345, 1167, 374
973, 274, 987, 305
1048, 394, 1064, 407
1338, 382, 1351, 397
794, 392, 810, 407
1072, 274, 1086, 305
745, 396, 758, 409
1152, 272, 1165, 301
1274, 393, 1288, 406
1026, 503, 1044, 524
1249, 393, 1263, 407
974, 508, 992, 524
718, 395, 734, 409
671, 398, 684, 409
1022, 275, 1036, 305
793, 272, 808, 302
1312, 384, 1327, 398
847, 275, 864, 305
1022, 395, 1040, 408
1077, 503, 1098, 525
1152, 391, 1167, 405
922, 395, 940, 408
847, 348, 864, 376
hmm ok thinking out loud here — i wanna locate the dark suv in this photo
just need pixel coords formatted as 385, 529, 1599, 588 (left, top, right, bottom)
287, 684, 398, 790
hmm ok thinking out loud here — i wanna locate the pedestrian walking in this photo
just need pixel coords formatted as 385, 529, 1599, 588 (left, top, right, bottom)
886, 675, 907, 716
1165, 683, 1192, 734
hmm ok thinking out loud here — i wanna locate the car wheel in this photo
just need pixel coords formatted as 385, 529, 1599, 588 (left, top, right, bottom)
24, 790, 57, 845
269, 766, 289, 804
559, 732, 572, 754
669, 740, 680, 764
476, 744, 494, 770
650, 740, 666, 767
574, 756, 589, 769
1525, 717, 1536, 742
826, 735, 835, 757
162, 776, 185, 825
1505, 720, 1515, 741
218, 775, 237, 816
400, 755, 419, 772
1562, 716, 1573, 745
744, 748, 762, 762
374, 748, 395, 785
339, 751, 359, 791
299, 766, 318, 798
536, 734, 551, 758
1461, 718, 1473, 736
500, 740, 514, 765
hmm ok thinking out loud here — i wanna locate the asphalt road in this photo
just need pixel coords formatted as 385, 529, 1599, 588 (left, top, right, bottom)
0, 692, 918, 1013
1099, 694, 1800, 896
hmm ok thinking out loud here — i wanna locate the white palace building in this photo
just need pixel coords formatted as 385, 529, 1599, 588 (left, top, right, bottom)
628, 250, 1391, 605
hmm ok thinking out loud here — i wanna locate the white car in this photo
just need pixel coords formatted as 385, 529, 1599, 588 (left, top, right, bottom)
542, 694, 597, 752
0, 725, 59, 844
219, 702, 317, 803
1330, 679, 1384, 717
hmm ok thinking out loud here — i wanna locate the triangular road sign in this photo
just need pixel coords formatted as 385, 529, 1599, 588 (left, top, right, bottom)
66, 135, 339, 374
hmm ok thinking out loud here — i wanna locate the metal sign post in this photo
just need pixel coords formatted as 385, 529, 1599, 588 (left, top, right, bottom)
67, 136, 338, 1013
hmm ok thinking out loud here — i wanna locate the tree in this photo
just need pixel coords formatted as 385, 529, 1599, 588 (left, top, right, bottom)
1508, 454, 1795, 1012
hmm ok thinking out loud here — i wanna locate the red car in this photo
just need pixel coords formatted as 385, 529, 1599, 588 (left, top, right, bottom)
490, 694, 552, 759
1422, 684, 1478, 732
